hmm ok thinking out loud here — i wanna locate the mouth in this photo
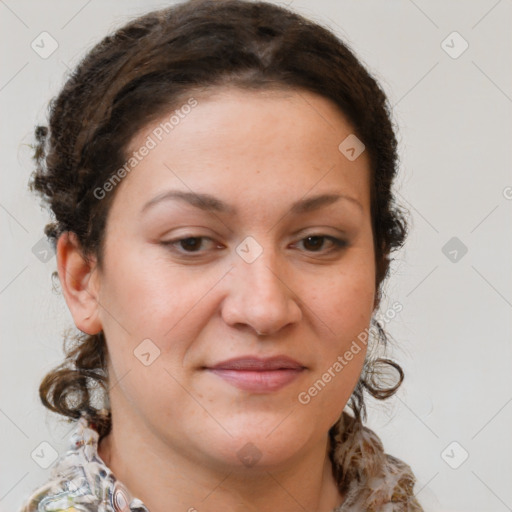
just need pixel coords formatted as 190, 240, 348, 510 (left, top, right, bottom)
204, 356, 306, 393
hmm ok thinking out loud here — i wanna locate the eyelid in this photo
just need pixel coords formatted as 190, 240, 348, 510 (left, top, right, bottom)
292, 234, 348, 252
161, 232, 349, 257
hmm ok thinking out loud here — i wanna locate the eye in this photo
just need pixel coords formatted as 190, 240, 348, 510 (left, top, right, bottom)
295, 235, 348, 253
162, 236, 219, 254
161, 234, 348, 257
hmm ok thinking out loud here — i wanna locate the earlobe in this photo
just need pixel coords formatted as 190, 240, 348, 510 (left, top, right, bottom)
56, 231, 103, 335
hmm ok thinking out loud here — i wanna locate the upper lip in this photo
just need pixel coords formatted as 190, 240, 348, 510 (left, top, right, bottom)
207, 356, 305, 371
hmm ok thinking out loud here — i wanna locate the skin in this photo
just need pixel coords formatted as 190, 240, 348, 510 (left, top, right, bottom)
57, 87, 376, 512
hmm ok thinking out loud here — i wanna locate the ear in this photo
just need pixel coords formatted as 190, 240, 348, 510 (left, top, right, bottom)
56, 231, 102, 335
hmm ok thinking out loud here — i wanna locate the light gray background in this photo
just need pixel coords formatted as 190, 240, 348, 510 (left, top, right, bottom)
1, 1, 511, 511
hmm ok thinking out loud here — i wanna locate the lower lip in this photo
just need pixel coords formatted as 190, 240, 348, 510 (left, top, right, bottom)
207, 368, 304, 392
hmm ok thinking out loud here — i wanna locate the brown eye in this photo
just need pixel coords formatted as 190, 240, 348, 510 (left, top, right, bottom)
298, 235, 347, 253
162, 236, 218, 255
178, 237, 204, 252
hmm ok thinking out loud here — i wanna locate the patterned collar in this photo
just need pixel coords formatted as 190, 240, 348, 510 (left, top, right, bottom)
20, 412, 422, 512
22, 414, 148, 512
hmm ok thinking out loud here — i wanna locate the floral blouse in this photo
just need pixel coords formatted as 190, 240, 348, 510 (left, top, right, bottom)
19, 412, 423, 511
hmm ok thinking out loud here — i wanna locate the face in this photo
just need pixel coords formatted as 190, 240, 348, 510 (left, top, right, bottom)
88, 87, 375, 471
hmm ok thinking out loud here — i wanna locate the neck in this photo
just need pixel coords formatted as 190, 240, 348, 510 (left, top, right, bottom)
98, 407, 344, 512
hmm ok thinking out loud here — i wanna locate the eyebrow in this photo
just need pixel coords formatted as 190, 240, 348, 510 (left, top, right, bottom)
141, 190, 363, 215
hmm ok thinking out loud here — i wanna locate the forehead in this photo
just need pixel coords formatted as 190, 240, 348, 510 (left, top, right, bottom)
112, 87, 371, 218
128, 85, 365, 158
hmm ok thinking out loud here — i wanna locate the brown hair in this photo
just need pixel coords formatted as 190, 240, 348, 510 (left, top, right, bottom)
31, 0, 407, 440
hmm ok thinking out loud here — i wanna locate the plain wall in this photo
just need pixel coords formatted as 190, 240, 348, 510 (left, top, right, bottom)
1, 1, 511, 511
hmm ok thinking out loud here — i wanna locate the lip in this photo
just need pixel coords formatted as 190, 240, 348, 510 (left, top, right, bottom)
209, 356, 305, 371
205, 356, 306, 392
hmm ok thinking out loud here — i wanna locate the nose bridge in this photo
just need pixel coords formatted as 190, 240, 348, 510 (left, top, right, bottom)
223, 242, 302, 334
244, 251, 285, 301
239, 243, 286, 303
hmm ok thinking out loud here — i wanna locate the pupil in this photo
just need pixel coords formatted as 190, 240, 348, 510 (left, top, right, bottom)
182, 237, 200, 251
305, 236, 323, 251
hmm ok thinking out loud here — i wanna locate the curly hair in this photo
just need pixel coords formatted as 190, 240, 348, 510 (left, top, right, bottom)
30, 0, 408, 441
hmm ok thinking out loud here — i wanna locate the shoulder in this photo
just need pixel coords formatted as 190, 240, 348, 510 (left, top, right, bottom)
18, 414, 149, 512
18, 474, 97, 512
364, 453, 424, 511
17, 415, 129, 512
330, 412, 424, 512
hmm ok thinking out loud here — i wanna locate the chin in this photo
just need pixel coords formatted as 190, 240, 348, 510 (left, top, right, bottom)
197, 419, 314, 471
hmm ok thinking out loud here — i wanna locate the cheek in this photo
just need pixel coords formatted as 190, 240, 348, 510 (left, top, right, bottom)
98, 240, 217, 336
303, 254, 374, 406
97, 246, 235, 391
106, 354, 193, 434
315, 257, 375, 340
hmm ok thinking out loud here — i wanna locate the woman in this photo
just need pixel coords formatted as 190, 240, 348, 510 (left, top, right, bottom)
20, 0, 423, 510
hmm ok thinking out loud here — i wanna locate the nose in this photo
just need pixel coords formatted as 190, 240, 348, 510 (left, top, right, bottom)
221, 249, 302, 337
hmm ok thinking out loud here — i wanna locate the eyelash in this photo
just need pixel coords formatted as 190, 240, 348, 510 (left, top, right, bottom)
161, 234, 348, 257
